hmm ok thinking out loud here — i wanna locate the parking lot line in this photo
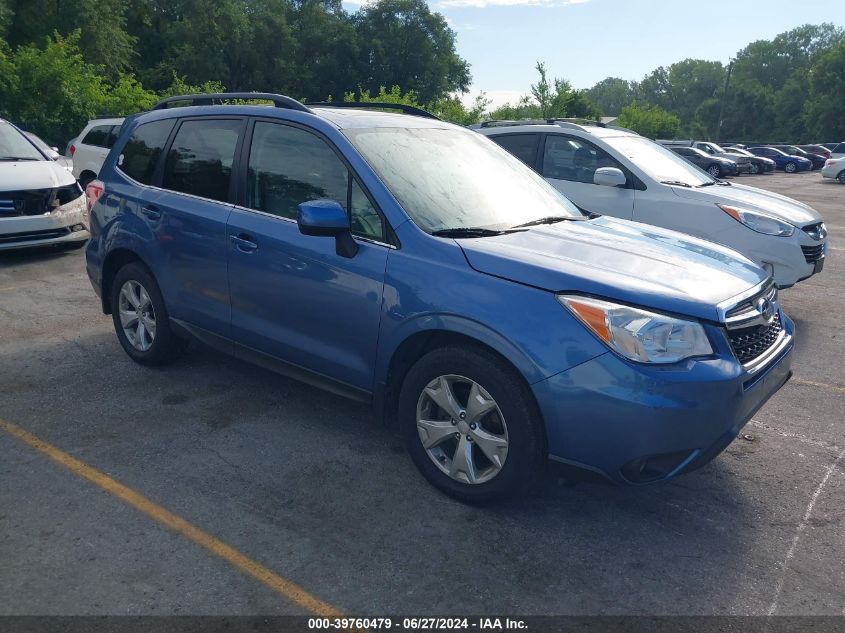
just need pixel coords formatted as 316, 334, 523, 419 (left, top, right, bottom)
0, 417, 343, 618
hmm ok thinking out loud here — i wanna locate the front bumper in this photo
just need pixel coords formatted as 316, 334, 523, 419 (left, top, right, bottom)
0, 197, 89, 251
533, 312, 794, 484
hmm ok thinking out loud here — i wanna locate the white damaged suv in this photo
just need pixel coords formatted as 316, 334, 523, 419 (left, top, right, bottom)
0, 119, 89, 251
476, 120, 829, 288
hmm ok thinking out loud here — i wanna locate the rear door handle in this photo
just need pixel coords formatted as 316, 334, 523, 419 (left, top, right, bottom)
230, 233, 258, 253
141, 205, 161, 220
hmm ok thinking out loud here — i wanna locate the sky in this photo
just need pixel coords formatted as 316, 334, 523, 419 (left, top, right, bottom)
343, 0, 844, 108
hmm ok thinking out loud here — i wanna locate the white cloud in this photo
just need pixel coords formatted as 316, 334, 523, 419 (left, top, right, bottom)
438, 0, 588, 9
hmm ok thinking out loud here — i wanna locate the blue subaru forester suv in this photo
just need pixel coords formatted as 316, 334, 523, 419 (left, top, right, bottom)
85, 93, 794, 502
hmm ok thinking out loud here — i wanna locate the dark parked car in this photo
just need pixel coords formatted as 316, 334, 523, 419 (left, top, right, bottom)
771, 145, 826, 170
723, 147, 775, 174
747, 147, 812, 173
668, 146, 739, 178
797, 144, 831, 160
83, 92, 795, 502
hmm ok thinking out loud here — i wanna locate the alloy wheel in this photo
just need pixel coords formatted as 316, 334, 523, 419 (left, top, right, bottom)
416, 374, 509, 485
708, 165, 721, 177
785, 162, 797, 173
118, 280, 156, 351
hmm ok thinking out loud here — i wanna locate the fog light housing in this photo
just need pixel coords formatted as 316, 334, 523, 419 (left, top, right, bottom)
620, 450, 698, 484
71, 224, 85, 232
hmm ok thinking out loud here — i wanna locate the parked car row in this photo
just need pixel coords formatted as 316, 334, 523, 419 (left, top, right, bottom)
1, 96, 830, 502
657, 140, 761, 177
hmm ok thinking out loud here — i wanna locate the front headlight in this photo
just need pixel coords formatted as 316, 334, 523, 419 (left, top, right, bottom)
558, 295, 713, 364
718, 204, 795, 236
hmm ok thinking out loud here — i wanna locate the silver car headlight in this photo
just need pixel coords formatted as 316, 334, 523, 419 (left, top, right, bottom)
718, 204, 795, 237
558, 295, 713, 364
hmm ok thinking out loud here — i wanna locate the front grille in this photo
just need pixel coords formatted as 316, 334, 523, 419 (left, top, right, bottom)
801, 244, 825, 264
0, 227, 71, 244
0, 185, 83, 217
725, 283, 776, 320
728, 312, 783, 365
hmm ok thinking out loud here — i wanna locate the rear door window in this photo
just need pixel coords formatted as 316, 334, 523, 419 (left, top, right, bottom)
490, 134, 540, 168
119, 119, 176, 185
162, 119, 243, 203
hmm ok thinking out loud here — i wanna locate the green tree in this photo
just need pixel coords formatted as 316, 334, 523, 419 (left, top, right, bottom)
616, 103, 680, 139
586, 77, 637, 117
7, 0, 135, 77
353, 0, 470, 104
805, 40, 845, 141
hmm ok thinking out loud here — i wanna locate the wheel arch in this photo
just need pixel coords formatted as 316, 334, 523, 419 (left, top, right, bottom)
377, 325, 545, 429
78, 169, 97, 187
100, 248, 150, 314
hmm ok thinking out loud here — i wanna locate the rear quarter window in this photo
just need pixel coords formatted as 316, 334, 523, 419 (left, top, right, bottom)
118, 119, 176, 185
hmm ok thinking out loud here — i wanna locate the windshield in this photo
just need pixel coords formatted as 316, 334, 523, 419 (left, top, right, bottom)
604, 134, 715, 187
0, 122, 43, 161
344, 127, 582, 232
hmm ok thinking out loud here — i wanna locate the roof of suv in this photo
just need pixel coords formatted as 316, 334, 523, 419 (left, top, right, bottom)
472, 120, 640, 139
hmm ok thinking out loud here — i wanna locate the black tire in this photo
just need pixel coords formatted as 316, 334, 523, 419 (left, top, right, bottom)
838, 170, 845, 184
749, 163, 760, 175
707, 164, 722, 178
398, 346, 546, 503
785, 162, 797, 173
110, 262, 183, 366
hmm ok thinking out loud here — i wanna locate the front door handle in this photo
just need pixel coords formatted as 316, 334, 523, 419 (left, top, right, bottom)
141, 205, 161, 220
230, 233, 258, 253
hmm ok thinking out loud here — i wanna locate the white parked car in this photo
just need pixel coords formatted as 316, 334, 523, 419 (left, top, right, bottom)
0, 118, 89, 251
475, 120, 828, 288
829, 142, 845, 159
69, 117, 124, 187
821, 157, 845, 184
24, 131, 74, 172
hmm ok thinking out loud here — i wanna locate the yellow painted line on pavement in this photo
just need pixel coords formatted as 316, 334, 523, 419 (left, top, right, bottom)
792, 378, 845, 394
0, 417, 343, 617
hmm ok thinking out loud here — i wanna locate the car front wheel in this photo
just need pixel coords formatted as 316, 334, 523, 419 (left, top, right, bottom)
399, 346, 546, 503
838, 170, 845, 184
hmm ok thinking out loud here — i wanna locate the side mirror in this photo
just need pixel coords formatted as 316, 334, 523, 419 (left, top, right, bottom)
297, 199, 358, 258
594, 167, 627, 188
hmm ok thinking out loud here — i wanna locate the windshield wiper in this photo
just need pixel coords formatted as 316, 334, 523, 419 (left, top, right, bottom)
698, 180, 730, 187
512, 215, 584, 228
431, 227, 517, 238
0, 156, 39, 161
660, 180, 693, 188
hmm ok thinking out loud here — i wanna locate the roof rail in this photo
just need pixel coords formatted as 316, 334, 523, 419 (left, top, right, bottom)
547, 117, 603, 127
479, 119, 549, 128
306, 102, 440, 120
151, 93, 313, 113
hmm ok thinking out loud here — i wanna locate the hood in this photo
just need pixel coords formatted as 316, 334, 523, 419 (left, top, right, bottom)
459, 217, 766, 322
0, 160, 76, 191
670, 182, 822, 226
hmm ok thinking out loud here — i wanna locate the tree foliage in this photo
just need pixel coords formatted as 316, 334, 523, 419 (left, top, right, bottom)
585, 23, 845, 142
616, 103, 680, 139
1, 0, 472, 143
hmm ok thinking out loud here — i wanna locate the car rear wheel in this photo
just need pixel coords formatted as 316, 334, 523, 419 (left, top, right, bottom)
838, 170, 845, 184
707, 164, 722, 178
399, 346, 545, 503
785, 162, 797, 173
110, 262, 183, 366
749, 163, 760, 175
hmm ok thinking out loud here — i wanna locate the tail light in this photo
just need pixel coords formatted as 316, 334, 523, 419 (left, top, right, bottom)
825, 159, 835, 167
85, 180, 105, 213
69, 144, 76, 156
